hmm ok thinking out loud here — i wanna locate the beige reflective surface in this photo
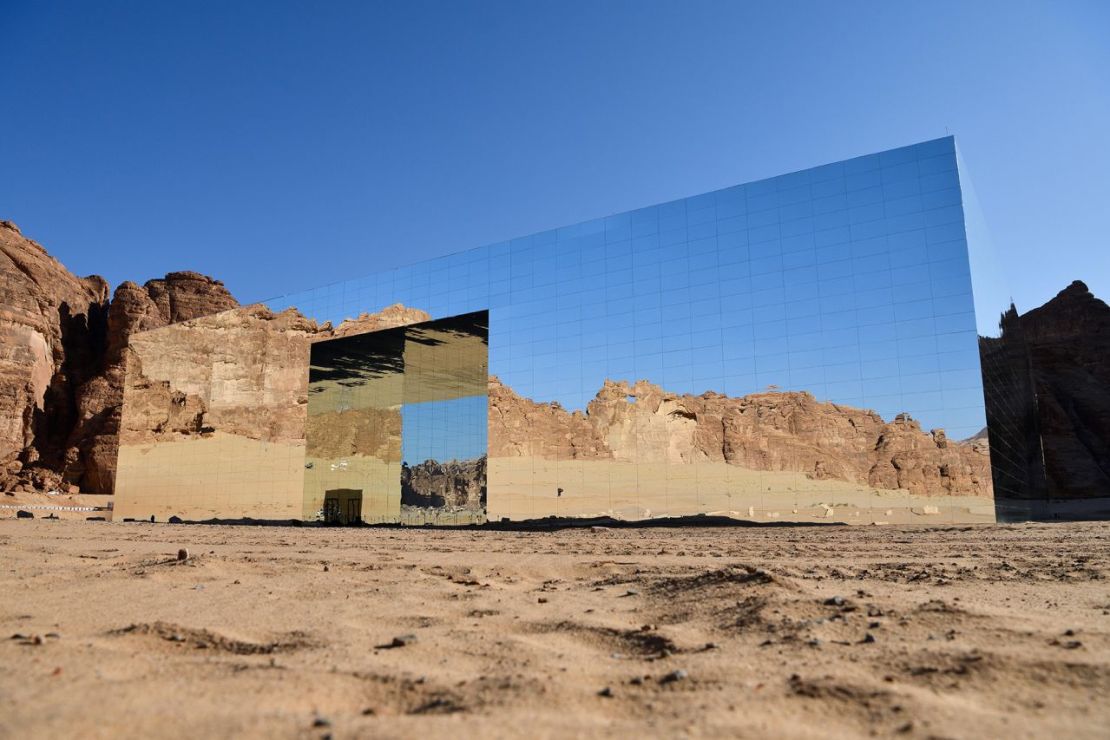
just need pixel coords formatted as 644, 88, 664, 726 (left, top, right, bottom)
113, 306, 314, 521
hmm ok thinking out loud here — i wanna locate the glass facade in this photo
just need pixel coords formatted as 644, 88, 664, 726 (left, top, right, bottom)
115, 136, 1009, 525
305, 311, 488, 525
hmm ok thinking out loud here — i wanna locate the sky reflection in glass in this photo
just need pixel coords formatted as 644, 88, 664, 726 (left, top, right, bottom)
267, 137, 987, 440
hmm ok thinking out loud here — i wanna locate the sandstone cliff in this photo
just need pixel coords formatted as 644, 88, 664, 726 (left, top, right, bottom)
122, 302, 431, 451
0, 221, 237, 493
0, 221, 109, 492
120, 305, 317, 448
1019, 281, 1110, 497
331, 305, 431, 337
489, 376, 993, 497
401, 457, 486, 511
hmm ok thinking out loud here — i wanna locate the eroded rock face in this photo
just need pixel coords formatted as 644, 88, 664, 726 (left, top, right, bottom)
490, 376, 993, 497
1019, 281, 1110, 497
143, 272, 238, 325
401, 457, 486, 510
488, 376, 611, 461
332, 305, 431, 338
120, 302, 436, 452
0, 221, 239, 493
120, 305, 323, 448
70, 272, 238, 492
0, 221, 110, 493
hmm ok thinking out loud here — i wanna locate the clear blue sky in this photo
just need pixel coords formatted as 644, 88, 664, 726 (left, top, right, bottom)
1, 1, 1107, 312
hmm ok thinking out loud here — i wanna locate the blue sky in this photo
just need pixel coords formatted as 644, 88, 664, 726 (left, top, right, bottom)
402, 397, 487, 465
1, 1, 1107, 314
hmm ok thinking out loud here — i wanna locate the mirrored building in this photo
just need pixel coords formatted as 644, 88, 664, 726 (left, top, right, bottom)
115, 136, 1020, 525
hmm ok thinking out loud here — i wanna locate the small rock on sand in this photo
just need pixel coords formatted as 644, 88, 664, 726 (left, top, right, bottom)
177, 549, 189, 561
659, 669, 688, 684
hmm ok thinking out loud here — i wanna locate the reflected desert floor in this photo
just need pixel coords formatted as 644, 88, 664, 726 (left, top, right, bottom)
489, 459, 995, 524
0, 518, 1107, 739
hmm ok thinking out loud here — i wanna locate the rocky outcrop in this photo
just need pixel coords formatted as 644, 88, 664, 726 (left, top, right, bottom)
488, 377, 611, 460
122, 302, 432, 450
401, 457, 486, 510
1019, 281, 1110, 497
332, 305, 431, 338
1, 221, 110, 493
490, 376, 993, 497
70, 272, 238, 492
119, 305, 321, 448
0, 221, 238, 493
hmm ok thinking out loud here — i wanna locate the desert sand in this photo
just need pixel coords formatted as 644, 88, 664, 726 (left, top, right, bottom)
0, 518, 1107, 739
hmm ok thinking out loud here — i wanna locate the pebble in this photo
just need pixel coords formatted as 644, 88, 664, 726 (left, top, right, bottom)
177, 548, 189, 561
623, 589, 640, 597
861, 633, 877, 644
598, 686, 614, 697
538, 597, 548, 604
824, 596, 845, 607
659, 669, 688, 684
390, 634, 418, 648
629, 676, 644, 685
313, 716, 331, 728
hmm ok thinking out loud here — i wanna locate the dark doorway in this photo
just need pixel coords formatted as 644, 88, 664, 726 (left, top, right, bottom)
323, 488, 363, 525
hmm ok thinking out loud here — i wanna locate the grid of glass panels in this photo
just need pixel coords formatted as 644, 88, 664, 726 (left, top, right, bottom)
304, 311, 488, 525
116, 136, 1001, 524
260, 136, 994, 524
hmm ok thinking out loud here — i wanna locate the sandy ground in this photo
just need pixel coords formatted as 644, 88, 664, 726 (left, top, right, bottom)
0, 519, 1107, 739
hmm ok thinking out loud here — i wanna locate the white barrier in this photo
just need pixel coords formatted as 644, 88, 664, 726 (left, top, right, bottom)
0, 504, 104, 512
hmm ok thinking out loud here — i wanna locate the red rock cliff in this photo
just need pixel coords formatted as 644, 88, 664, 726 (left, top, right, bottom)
0, 222, 237, 493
